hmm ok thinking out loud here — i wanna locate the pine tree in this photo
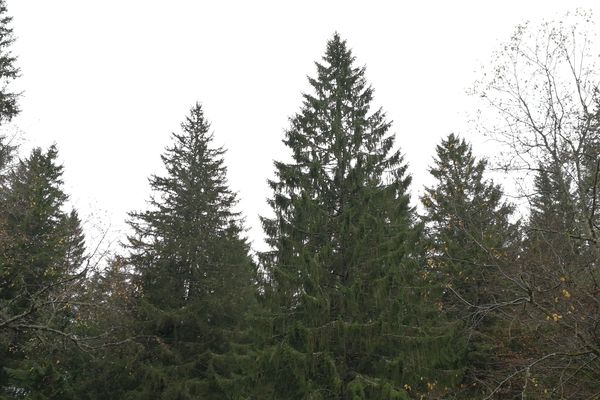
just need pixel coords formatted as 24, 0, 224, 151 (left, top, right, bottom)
58, 256, 142, 400
0, 135, 14, 251
125, 103, 255, 399
518, 159, 600, 396
421, 134, 516, 307
255, 34, 465, 399
420, 134, 518, 396
0, 135, 14, 178
0, 0, 19, 124
0, 145, 84, 298
0, 145, 87, 399
529, 164, 577, 238
0, 0, 18, 303
0, 0, 19, 252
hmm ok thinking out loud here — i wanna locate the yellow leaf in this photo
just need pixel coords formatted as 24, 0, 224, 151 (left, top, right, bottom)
551, 313, 562, 322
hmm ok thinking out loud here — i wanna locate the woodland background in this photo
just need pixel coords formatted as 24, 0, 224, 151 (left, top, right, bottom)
1, 2, 600, 399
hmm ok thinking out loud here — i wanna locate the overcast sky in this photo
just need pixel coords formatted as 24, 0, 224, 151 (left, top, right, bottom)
5, 0, 599, 252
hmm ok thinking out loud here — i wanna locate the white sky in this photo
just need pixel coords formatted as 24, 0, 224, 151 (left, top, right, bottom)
5, 0, 600, 252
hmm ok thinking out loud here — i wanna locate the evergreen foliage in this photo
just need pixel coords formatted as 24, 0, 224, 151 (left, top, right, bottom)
0, 0, 19, 124
0, 146, 84, 299
518, 152, 600, 395
421, 134, 516, 306
4, 6, 599, 397
55, 256, 143, 400
420, 134, 519, 396
0, 136, 14, 179
255, 34, 465, 399
125, 103, 256, 399
0, 146, 86, 399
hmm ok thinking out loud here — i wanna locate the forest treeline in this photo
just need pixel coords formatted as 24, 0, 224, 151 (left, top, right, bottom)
1, 2, 600, 398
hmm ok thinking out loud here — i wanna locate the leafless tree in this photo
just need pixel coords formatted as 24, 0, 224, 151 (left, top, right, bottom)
471, 10, 600, 398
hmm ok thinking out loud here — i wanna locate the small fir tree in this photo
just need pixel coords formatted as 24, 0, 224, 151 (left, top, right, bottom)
421, 134, 516, 305
518, 159, 600, 396
0, 146, 84, 298
421, 134, 519, 396
0, 145, 86, 399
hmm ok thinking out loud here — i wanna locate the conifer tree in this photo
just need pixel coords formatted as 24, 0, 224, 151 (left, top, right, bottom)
0, 0, 19, 124
125, 103, 255, 399
0, 4, 96, 396
528, 164, 577, 240
421, 134, 516, 305
420, 134, 518, 396
58, 256, 142, 400
0, 136, 13, 178
0, 135, 14, 245
0, 0, 18, 294
518, 160, 600, 396
0, 146, 84, 299
0, 146, 87, 399
255, 34, 465, 399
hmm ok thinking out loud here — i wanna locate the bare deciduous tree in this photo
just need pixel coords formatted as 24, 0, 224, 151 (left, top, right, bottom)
473, 10, 600, 398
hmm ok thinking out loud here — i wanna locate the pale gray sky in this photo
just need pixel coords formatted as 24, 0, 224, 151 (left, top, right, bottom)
5, 1, 599, 252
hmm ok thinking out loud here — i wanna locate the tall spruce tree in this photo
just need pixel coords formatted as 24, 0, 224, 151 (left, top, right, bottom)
420, 134, 518, 396
125, 103, 255, 399
255, 34, 465, 399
